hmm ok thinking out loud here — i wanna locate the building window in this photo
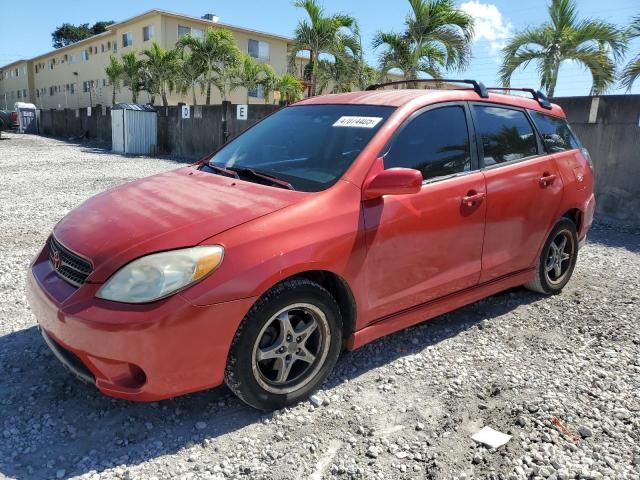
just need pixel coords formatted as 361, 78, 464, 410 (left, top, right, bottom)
107, 41, 111, 50
178, 25, 204, 39
248, 39, 270, 60
69, 54, 76, 64
122, 32, 132, 48
70, 84, 76, 94
17, 90, 21, 99
23, 89, 27, 98
143, 25, 154, 42
48, 60, 54, 70
178, 25, 191, 38
113, 41, 118, 53
82, 49, 89, 61
101, 44, 105, 53
83, 80, 94, 93
49, 87, 54, 96
248, 85, 264, 99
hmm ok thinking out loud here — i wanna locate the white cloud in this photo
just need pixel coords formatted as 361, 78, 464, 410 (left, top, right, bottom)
460, 1, 512, 54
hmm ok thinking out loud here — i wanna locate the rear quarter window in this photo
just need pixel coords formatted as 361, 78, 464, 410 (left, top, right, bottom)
529, 110, 582, 153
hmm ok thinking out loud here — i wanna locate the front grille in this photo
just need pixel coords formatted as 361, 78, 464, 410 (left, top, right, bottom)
48, 236, 93, 287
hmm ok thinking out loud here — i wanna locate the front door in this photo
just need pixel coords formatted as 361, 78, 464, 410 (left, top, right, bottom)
469, 103, 564, 283
362, 104, 486, 323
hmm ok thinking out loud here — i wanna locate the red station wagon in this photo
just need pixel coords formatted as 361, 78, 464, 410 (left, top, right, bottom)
27, 80, 596, 410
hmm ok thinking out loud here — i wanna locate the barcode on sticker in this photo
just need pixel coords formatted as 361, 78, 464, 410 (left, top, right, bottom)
333, 116, 383, 128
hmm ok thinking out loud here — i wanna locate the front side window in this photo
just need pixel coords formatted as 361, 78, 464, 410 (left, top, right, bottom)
529, 110, 581, 153
473, 105, 538, 166
383, 106, 471, 180
205, 105, 395, 192
122, 33, 132, 48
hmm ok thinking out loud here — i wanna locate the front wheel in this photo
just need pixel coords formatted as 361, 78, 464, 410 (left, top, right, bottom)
224, 278, 343, 410
525, 217, 578, 295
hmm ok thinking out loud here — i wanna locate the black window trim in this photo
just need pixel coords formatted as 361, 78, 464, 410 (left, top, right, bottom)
378, 101, 480, 185
468, 101, 545, 170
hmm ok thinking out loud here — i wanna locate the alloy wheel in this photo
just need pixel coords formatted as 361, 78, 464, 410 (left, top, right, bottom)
545, 229, 575, 285
251, 303, 330, 394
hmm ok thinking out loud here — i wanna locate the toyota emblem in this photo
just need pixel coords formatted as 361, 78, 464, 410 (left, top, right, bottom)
52, 250, 62, 271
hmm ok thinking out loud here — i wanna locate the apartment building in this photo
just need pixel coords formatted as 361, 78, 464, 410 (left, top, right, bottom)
0, 9, 292, 109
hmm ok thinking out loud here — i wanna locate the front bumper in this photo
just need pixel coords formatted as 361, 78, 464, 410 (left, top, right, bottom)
27, 247, 256, 401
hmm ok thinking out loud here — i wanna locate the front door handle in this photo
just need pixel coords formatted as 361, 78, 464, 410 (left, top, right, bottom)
539, 173, 557, 187
462, 191, 486, 207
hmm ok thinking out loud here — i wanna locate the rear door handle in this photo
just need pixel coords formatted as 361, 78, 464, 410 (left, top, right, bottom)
462, 192, 486, 207
539, 173, 557, 187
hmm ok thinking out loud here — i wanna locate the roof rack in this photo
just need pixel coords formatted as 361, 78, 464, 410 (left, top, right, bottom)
486, 87, 552, 110
365, 79, 489, 98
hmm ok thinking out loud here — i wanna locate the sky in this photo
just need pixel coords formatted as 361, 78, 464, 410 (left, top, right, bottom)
1, 0, 639, 97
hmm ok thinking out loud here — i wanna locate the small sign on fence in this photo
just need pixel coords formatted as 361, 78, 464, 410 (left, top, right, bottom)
237, 104, 248, 121
181, 105, 191, 119
87, 107, 92, 117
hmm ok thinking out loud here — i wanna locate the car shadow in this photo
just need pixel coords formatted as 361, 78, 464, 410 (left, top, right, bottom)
587, 226, 640, 254
0, 287, 541, 479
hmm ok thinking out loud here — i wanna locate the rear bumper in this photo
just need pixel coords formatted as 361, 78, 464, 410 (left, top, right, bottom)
581, 193, 596, 239
27, 249, 256, 401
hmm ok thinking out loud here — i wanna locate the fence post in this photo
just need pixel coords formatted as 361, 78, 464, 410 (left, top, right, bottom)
221, 101, 230, 144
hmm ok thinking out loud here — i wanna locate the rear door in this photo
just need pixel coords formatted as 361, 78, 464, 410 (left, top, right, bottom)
362, 103, 487, 321
470, 103, 563, 283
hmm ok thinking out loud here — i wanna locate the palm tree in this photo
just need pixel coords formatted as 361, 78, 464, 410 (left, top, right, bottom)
620, 15, 640, 91
120, 50, 144, 103
177, 28, 241, 104
276, 73, 304, 104
500, 0, 627, 97
231, 54, 276, 103
104, 55, 124, 105
141, 41, 180, 106
289, 0, 360, 96
373, 0, 474, 82
176, 51, 204, 105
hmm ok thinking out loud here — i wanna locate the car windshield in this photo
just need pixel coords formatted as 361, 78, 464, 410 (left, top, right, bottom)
205, 104, 395, 192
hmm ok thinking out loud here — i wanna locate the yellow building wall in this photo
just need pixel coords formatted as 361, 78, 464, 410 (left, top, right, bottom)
0, 61, 33, 108
14, 12, 292, 109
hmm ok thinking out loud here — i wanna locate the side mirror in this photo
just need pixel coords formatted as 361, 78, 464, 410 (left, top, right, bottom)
363, 168, 423, 200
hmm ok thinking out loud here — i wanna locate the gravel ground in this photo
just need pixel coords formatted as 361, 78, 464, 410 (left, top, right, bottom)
0, 132, 638, 480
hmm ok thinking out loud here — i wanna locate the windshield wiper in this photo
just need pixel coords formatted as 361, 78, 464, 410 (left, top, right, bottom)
226, 166, 295, 191
207, 164, 240, 179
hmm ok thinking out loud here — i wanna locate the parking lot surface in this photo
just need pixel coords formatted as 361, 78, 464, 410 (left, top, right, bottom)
0, 133, 638, 480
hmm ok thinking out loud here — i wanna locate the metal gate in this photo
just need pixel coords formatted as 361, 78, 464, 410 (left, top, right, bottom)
111, 109, 125, 153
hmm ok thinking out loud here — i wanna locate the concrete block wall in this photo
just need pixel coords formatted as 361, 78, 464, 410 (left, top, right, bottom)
553, 95, 640, 226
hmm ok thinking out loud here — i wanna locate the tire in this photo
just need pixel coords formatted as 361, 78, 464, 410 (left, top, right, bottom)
525, 217, 579, 295
224, 278, 343, 410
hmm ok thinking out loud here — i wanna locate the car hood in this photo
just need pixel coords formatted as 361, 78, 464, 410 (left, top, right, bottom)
53, 166, 306, 282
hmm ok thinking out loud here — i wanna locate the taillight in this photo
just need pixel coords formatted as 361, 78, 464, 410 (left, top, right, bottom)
580, 147, 593, 171
10, 112, 17, 122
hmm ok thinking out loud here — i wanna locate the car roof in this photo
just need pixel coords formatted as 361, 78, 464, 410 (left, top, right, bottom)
296, 89, 566, 118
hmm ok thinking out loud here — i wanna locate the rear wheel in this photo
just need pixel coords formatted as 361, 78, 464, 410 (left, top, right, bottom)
525, 218, 578, 294
224, 278, 342, 410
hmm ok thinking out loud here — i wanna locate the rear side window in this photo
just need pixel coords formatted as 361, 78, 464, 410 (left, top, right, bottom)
473, 105, 537, 166
529, 110, 581, 152
383, 106, 471, 180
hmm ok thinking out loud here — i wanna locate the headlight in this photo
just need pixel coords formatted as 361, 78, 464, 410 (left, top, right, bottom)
97, 246, 224, 303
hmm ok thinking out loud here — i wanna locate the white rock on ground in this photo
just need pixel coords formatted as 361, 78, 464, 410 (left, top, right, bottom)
0, 132, 638, 479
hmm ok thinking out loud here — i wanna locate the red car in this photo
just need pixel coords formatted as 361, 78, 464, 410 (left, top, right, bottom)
27, 80, 595, 410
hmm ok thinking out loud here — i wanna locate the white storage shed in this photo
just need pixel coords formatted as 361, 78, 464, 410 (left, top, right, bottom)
111, 104, 157, 154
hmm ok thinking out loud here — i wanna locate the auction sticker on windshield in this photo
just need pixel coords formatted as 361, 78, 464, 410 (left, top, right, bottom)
333, 116, 383, 128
